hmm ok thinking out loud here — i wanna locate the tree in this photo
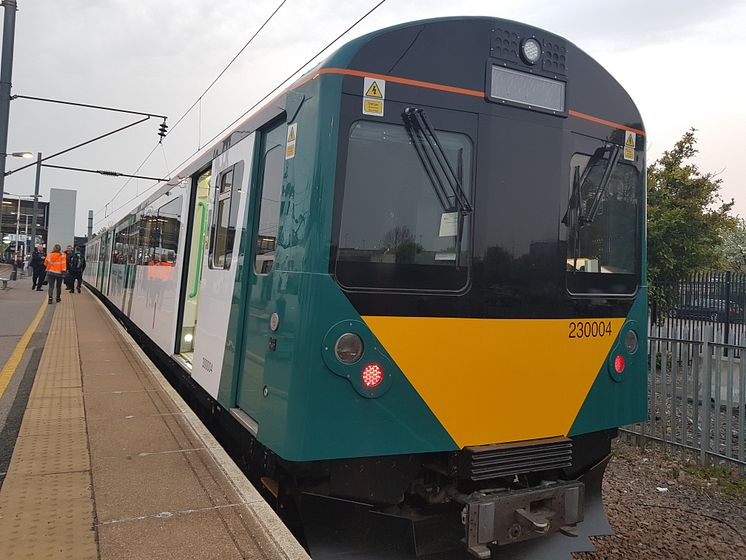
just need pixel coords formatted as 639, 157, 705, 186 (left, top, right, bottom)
721, 218, 746, 271
647, 129, 736, 308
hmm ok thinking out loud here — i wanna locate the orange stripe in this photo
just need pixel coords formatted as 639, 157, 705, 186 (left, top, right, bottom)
295, 68, 645, 136
568, 110, 645, 136
313, 68, 484, 98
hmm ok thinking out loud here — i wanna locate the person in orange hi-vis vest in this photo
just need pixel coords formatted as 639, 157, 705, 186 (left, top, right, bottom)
44, 243, 67, 304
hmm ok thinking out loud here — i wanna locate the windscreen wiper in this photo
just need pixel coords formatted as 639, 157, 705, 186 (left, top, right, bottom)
582, 145, 620, 225
564, 144, 621, 272
402, 107, 473, 215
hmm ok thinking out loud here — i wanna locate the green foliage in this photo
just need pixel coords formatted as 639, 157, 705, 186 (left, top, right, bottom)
720, 217, 746, 271
647, 129, 737, 308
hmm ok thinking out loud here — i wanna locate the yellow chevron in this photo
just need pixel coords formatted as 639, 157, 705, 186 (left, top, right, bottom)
362, 316, 624, 448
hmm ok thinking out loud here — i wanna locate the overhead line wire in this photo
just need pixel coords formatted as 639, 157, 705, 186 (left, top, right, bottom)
168, 0, 388, 176
94, 0, 288, 217
167, 0, 289, 136
100, 0, 388, 225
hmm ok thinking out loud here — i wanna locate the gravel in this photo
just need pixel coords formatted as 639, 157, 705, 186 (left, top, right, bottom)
574, 443, 746, 560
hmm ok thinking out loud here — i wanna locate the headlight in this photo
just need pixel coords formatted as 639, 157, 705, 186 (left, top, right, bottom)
624, 330, 638, 354
521, 38, 541, 65
335, 333, 364, 364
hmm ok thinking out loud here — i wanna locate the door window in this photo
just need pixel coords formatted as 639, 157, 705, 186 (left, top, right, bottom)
254, 144, 284, 275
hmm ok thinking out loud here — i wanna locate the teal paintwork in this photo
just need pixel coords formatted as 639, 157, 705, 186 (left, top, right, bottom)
214, 16, 649, 460
215, 69, 456, 461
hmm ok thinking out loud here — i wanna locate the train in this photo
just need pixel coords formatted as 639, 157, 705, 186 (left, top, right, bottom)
84, 16, 647, 559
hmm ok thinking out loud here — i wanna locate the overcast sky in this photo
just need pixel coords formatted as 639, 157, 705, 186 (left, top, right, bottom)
3, 0, 745, 235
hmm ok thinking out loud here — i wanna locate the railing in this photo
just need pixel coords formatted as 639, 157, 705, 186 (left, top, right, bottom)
622, 323, 746, 474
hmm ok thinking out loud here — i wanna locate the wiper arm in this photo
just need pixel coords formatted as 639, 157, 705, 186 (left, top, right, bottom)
402, 107, 473, 215
402, 109, 451, 212
582, 145, 620, 225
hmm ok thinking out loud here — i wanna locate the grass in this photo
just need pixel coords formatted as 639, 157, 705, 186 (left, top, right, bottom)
684, 465, 746, 499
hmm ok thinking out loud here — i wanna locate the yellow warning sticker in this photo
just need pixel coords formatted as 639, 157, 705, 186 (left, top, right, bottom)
365, 81, 383, 98
363, 77, 385, 117
625, 131, 636, 148
623, 146, 634, 161
363, 99, 383, 116
285, 123, 297, 160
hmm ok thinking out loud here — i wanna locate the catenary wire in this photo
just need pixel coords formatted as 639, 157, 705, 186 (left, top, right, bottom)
94, 0, 287, 217
98, 0, 388, 226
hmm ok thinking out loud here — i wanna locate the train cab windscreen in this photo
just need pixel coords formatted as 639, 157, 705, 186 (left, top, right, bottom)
565, 143, 642, 294
335, 120, 473, 291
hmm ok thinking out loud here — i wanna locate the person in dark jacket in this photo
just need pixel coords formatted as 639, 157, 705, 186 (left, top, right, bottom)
67, 246, 86, 293
30, 245, 46, 290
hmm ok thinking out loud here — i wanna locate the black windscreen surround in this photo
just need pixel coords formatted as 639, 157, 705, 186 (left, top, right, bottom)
331, 18, 645, 318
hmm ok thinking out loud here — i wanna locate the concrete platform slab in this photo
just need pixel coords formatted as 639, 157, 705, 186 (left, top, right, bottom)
0, 292, 309, 560
84, 389, 180, 418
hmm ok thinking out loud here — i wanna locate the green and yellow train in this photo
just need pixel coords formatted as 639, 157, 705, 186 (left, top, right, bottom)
85, 16, 647, 559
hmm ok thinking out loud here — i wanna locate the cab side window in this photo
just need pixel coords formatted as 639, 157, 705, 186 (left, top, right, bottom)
254, 145, 284, 275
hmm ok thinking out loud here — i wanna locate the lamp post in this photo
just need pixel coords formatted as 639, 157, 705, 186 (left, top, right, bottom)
4, 191, 41, 267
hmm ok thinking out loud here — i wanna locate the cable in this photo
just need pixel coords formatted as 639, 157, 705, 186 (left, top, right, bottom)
94, 0, 287, 218
168, 0, 388, 176
93, 143, 160, 217
167, 0, 288, 137
101, 0, 388, 223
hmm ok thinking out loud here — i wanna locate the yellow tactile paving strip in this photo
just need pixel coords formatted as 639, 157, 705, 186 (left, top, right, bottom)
0, 298, 98, 559
0, 290, 309, 560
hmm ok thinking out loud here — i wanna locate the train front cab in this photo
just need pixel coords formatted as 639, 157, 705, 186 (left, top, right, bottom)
240, 17, 649, 558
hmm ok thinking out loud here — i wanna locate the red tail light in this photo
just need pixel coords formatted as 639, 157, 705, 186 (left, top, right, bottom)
362, 363, 383, 388
614, 355, 625, 374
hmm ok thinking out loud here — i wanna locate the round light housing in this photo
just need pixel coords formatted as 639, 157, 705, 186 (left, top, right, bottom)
334, 333, 364, 364
614, 355, 625, 374
624, 330, 638, 354
184, 333, 193, 343
362, 363, 384, 388
521, 38, 541, 65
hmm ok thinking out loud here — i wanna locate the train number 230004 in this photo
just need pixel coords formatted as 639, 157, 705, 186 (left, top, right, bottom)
568, 320, 613, 339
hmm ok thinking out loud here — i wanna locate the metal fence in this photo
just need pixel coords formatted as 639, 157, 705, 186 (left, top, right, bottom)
654, 271, 746, 350
622, 323, 746, 474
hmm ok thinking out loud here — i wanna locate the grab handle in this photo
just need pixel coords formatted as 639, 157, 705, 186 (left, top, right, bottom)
188, 201, 208, 299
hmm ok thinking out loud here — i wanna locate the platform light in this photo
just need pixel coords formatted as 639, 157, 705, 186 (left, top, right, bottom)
362, 363, 383, 388
184, 333, 193, 343
335, 333, 363, 364
624, 330, 638, 354
614, 355, 625, 374
521, 38, 541, 65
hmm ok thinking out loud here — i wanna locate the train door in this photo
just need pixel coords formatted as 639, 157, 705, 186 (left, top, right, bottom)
176, 168, 211, 365
99, 230, 112, 294
234, 121, 286, 421
186, 138, 255, 396
122, 221, 138, 316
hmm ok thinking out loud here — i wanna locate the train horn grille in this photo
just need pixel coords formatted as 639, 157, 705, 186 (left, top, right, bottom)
460, 436, 573, 482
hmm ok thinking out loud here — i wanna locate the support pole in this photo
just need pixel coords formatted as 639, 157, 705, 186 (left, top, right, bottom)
0, 0, 17, 230
87, 209, 93, 239
31, 150, 40, 248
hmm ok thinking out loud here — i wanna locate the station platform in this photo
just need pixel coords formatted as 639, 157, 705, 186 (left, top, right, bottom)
0, 286, 309, 560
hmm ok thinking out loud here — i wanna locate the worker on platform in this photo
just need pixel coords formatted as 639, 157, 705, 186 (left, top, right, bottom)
30, 245, 46, 291
63, 245, 74, 292
45, 244, 67, 304
67, 246, 86, 293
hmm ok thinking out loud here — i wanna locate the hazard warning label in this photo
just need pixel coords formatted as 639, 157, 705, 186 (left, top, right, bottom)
363, 77, 385, 116
285, 123, 297, 160
624, 131, 636, 161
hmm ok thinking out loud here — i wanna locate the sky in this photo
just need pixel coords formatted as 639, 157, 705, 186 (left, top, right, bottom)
2, 0, 745, 235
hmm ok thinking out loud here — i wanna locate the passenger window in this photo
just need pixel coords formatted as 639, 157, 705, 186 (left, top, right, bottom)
210, 163, 243, 269
254, 145, 284, 275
